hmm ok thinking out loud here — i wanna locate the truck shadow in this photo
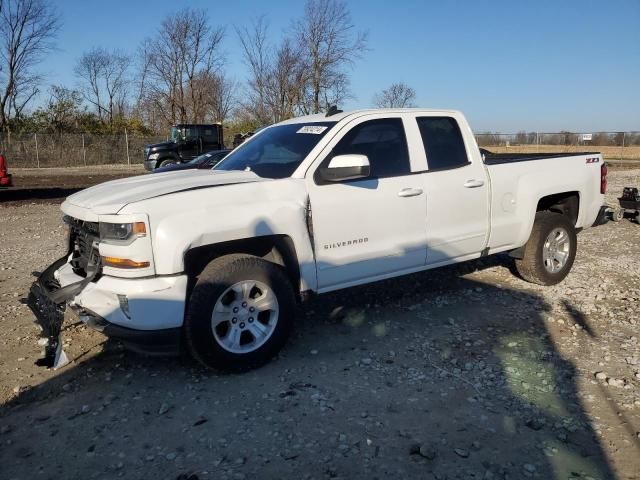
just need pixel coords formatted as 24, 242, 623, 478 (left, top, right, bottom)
0, 256, 616, 479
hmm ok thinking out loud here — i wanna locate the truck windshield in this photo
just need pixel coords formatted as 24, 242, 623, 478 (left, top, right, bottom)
215, 122, 336, 179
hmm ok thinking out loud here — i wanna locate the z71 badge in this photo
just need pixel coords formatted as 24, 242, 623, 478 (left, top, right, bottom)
586, 157, 600, 164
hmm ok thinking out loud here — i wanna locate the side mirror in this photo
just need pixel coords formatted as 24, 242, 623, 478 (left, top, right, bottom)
320, 154, 370, 182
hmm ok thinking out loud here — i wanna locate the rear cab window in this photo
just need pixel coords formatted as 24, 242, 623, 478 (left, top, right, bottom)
416, 117, 469, 171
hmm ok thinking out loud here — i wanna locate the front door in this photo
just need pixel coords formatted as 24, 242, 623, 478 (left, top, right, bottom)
307, 117, 428, 291
178, 126, 199, 160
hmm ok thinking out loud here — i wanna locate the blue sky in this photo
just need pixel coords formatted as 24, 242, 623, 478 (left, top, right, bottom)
40, 0, 639, 132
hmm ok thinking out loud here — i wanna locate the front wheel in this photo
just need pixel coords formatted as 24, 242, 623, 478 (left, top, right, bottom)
184, 254, 296, 371
514, 211, 577, 286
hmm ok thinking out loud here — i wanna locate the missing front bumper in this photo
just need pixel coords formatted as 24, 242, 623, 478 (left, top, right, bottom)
68, 304, 182, 356
27, 255, 74, 368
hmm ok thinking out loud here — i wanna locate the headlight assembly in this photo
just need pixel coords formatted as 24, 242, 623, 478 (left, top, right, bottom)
148, 152, 160, 160
99, 222, 146, 243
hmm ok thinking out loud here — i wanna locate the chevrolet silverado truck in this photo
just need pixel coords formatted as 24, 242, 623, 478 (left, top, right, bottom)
28, 108, 608, 370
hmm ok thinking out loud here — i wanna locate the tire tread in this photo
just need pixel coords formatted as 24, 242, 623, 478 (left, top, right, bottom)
515, 211, 576, 286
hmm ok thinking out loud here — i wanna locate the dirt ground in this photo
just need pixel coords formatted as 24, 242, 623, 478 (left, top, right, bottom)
0, 168, 639, 480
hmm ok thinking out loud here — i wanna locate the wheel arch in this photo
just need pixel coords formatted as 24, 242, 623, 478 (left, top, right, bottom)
510, 191, 580, 259
536, 191, 580, 226
184, 235, 301, 296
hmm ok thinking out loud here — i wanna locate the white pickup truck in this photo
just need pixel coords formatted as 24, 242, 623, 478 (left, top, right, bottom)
29, 108, 608, 370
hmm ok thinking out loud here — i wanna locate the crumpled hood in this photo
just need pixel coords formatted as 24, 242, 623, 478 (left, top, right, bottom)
65, 169, 263, 214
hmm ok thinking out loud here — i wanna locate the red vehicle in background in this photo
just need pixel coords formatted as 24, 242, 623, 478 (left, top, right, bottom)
0, 154, 12, 187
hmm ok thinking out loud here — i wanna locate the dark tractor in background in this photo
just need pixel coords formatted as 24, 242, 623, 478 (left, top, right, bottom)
143, 124, 224, 171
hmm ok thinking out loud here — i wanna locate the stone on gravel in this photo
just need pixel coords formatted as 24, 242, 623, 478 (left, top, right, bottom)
454, 448, 470, 458
419, 445, 437, 460
607, 378, 625, 388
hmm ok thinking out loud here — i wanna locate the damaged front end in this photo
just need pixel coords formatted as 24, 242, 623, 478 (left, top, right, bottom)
27, 217, 101, 368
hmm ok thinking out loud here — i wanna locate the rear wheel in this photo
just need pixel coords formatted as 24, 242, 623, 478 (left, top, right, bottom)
515, 211, 577, 286
184, 254, 296, 371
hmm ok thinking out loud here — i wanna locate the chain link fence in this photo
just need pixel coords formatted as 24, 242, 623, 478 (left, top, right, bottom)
475, 131, 640, 161
2, 130, 639, 168
0, 132, 165, 168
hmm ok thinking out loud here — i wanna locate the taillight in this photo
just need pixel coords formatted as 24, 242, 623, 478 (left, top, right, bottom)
600, 163, 607, 194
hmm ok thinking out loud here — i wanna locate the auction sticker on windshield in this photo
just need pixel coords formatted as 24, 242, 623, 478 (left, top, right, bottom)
297, 125, 328, 134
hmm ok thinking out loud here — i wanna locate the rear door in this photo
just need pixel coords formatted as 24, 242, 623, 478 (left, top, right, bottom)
415, 116, 490, 264
306, 114, 428, 291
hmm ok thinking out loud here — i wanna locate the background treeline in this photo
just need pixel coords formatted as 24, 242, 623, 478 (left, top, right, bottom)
1, 0, 400, 140
1, 0, 635, 150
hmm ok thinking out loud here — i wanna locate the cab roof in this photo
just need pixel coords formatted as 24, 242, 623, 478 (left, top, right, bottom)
277, 108, 462, 125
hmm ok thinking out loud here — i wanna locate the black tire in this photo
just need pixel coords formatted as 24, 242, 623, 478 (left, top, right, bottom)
158, 158, 177, 168
514, 211, 577, 286
184, 254, 296, 372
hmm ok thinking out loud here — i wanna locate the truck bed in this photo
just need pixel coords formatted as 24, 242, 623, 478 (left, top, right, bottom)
481, 149, 600, 165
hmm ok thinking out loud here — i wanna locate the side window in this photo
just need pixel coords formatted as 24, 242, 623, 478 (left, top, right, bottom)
202, 128, 218, 142
183, 127, 197, 141
416, 117, 469, 170
332, 118, 410, 178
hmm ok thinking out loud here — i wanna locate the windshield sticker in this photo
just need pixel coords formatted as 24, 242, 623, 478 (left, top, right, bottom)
297, 125, 328, 134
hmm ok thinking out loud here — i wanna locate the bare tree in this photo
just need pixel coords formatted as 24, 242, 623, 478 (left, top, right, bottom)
294, 0, 367, 113
373, 82, 417, 108
237, 18, 307, 124
0, 0, 60, 131
75, 47, 131, 125
140, 8, 225, 127
236, 16, 273, 125
208, 73, 236, 124
265, 39, 307, 121
192, 71, 236, 124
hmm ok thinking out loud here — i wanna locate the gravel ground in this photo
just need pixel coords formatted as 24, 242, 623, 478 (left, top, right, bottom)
0, 169, 639, 480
